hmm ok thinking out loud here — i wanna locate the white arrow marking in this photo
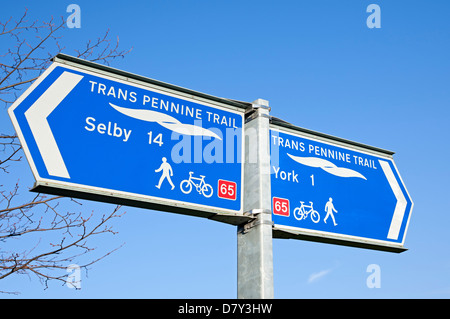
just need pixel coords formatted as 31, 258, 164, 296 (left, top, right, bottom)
24, 71, 83, 179
379, 160, 408, 240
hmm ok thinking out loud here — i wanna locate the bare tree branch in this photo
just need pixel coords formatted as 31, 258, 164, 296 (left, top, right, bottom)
0, 9, 131, 293
0, 8, 132, 107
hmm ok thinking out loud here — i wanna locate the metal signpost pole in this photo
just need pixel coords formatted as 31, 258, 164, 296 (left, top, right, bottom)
237, 99, 274, 299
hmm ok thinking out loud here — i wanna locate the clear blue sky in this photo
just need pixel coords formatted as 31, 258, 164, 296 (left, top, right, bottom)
1, 0, 449, 298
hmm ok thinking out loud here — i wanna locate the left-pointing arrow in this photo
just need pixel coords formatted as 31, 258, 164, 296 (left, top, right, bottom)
24, 71, 83, 179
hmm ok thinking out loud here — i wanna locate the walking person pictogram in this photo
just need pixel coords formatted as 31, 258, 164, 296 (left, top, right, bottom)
155, 157, 175, 190
324, 197, 338, 226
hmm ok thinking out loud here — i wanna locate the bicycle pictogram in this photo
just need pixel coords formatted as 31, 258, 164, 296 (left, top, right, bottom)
180, 172, 213, 198
293, 201, 320, 223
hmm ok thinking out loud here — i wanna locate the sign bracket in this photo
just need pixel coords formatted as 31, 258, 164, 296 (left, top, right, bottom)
239, 209, 274, 234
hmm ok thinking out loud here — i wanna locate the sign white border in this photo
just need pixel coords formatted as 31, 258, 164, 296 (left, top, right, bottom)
9, 61, 246, 217
270, 124, 413, 251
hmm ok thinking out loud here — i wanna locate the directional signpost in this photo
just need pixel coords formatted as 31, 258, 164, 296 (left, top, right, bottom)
8, 54, 248, 225
270, 120, 413, 252
8, 53, 414, 298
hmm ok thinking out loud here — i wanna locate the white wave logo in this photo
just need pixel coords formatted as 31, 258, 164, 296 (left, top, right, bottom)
287, 153, 367, 180
109, 103, 222, 140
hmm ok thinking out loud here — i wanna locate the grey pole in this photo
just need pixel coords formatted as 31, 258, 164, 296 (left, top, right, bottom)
237, 99, 274, 299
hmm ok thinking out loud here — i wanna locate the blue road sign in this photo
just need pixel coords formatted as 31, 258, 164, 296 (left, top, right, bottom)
8, 60, 245, 219
270, 126, 413, 251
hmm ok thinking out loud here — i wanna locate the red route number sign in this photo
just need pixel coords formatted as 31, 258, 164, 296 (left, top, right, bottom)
273, 197, 289, 217
218, 180, 237, 200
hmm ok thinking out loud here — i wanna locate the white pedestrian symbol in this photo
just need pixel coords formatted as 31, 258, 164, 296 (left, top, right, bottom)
324, 197, 338, 226
155, 157, 175, 190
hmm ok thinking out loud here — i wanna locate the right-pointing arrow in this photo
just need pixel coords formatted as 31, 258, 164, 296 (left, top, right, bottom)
379, 160, 408, 240
24, 71, 83, 179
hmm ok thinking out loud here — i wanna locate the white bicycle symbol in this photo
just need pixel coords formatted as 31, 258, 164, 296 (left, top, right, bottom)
180, 172, 213, 198
293, 201, 320, 223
